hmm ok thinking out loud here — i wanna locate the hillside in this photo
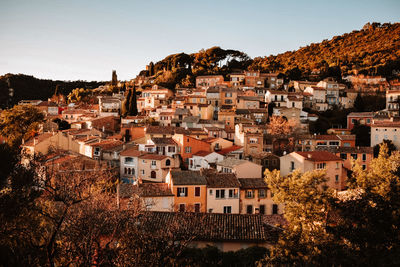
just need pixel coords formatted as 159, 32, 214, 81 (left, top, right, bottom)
0, 74, 105, 108
139, 46, 251, 89
140, 22, 400, 88
249, 22, 400, 80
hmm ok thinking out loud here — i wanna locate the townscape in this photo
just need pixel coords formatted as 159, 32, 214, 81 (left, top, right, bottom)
1, 18, 400, 266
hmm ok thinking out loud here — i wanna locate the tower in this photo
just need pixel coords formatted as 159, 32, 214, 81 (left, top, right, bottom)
111, 70, 118, 86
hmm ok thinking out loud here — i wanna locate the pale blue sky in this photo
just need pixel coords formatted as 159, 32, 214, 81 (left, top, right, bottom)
0, 0, 399, 81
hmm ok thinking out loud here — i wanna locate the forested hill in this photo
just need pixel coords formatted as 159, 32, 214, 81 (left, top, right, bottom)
0, 74, 105, 108
139, 47, 252, 89
141, 22, 400, 88
249, 22, 400, 80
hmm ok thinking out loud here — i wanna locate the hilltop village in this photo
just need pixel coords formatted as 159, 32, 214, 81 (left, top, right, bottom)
9, 68, 400, 252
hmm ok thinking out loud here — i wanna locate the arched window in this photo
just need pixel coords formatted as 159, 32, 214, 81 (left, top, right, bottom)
124, 168, 127, 174
151, 171, 156, 179
128, 168, 131, 175
165, 159, 171, 166
131, 168, 135, 175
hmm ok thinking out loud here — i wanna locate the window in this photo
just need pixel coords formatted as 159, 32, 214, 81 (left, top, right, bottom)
259, 205, 265, 214
141, 170, 145, 175
185, 146, 192, 153
209, 189, 213, 195
316, 163, 326, 169
151, 171, 156, 179
362, 164, 366, 170
272, 204, 278, 214
168, 146, 175, 153
351, 118, 356, 124
195, 187, 201, 197
125, 157, 134, 164
351, 153, 357, 160
249, 138, 257, 144
290, 161, 295, 171
194, 203, 200, 213
366, 118, 371, 124
165, 159, 171, 166
225, 92, 232, 97
336, 162, 340, 169
335, 175, 339, 183
223, 206, 232, 214
151, 160, 156, 166
246, 190, 254, 198
216, 189, 225, 199
340, 153, 347, 160
329, 141, 339, 146
228, 189, 238, 198
362, 154, 367, 161
222, 167, 232, 173
247, 205, 253, 214
258, 189, 266, 198
177, 187, 188, 197
179, 204, 185, 212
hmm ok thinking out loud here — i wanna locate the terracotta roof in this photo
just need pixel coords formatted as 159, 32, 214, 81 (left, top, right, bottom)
170, 170, 207, 185
316, 146, 373, 154
89, 140, 123, 150
262, 214, 288, 227
206, 87, 220, 93
138, 211, 280, 243
205, 127, 223, 131
203, 170, 240, 188
139, 183, 174, 197
139, 154, 168, 160
238, 178, 268, 189
151, 138, 177, 145
120, 147, 144, 157
217, 158, 254, 168
145, 125, 175, 135
217, 145, 243, 155
159, 112, 174, 116
295, 151, 342, 162
193, 150, 212, 157
174, 108, 191, 115
315, 134, 356, 141
372, 122, 400, 128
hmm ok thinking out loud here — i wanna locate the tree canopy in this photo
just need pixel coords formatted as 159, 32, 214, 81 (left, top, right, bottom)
263, 143, 400, 265
0, 105, 45, 148
249, 23, 400, 80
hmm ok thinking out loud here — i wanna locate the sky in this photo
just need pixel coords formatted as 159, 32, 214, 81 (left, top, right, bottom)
0, 0, 399, 81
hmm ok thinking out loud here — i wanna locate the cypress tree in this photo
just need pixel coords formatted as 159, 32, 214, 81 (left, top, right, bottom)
354, 93, 365, 112
129, 85, 138, 116
121, 88, 131, 117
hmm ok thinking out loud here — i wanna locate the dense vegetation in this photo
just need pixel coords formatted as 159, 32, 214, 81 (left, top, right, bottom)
139, 23, 400, 88
140, 46, 251, 89
0, 74, 105, 108
264, 144, 400, 266
250, 22, 400, 80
